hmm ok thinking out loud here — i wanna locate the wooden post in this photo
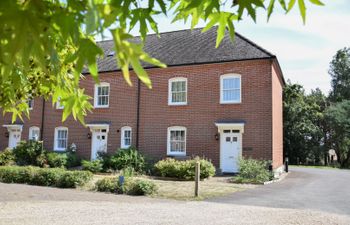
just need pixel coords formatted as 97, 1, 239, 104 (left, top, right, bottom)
195, 161, 200, 197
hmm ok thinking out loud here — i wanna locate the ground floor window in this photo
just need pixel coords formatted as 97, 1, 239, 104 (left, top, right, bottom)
167, 126, 186, 156
54, 127, 68, 151
121, 126, 132, 148
29, 126, 40, 140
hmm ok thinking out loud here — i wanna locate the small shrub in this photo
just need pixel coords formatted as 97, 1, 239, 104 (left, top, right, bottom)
0, 166, 92, 188
82, 160, 103, 173
12, 141, 47, 167
95, 177, 157, 196
66, 151, 81, 168
97, 152, 113, 172
109, 147, 146, 173
95, 177, 121, 193
154, 157, 216, 180
46, 152, 67, 168
0, 149, 15, 166
232, 158, 272, 184
125, 179, 157, 196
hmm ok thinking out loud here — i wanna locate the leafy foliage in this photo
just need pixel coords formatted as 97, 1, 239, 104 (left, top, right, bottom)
82, 160, 103, 173
0, 166, 92, 188
109, 147, 146, 173
232, 158, 272, 184
283, 82, 326, 164
46, 152, 68, 168
12, 140, 46, 167
154, 157, 215, 180
324, 100, 350, 168
95, 177, 157, 195
0, 149, 15, 166
0, 0, 323, 122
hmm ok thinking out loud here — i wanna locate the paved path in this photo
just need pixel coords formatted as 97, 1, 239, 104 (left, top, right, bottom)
210, 167, 350, 216
0, 167, 349, 225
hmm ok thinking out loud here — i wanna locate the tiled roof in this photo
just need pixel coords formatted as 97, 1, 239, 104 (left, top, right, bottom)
91, 27, 275, 73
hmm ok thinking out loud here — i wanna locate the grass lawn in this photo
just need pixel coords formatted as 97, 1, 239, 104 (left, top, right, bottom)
87, 174, 255, 201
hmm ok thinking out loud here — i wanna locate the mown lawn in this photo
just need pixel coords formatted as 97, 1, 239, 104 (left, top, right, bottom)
86, 174, 255, 201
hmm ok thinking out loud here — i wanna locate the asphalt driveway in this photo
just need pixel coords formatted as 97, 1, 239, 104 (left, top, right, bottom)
210, 167, 350, 215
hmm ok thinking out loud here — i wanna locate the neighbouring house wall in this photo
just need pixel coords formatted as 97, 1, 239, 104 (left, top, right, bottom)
0, 98, 44, 150
271, 61, 284, 169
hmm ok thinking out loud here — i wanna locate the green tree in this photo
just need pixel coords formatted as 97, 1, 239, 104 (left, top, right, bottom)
329, 48, 350, 102
324, 100, 350, 168
283, 82, 324, 164
0, 0, 324, 122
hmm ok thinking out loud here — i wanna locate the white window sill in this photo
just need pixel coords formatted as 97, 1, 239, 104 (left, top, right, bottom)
220, 101, 241, 104
168, 102, 187, 106
54, 149, 66, 152
94, 105, 109, 108
167, 153, 186, 157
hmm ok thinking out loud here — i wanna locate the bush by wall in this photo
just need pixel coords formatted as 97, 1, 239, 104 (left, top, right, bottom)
109, 148, 146, 173
0, 149, 15, 166
95, 177, 157, 195
12, 141, 46, 167
46, 152, 67, 168
154, 157, 216, 180
82, 160, 103, 173
231, 158, 272, 184
0, 166, 92, 188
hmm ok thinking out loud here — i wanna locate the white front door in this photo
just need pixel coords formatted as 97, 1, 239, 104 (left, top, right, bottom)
9, 129, 21, 149
91, 130, 108, 160
221, 132, 241, 173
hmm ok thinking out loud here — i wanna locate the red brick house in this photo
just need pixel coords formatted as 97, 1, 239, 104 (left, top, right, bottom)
0, 28, 284, 173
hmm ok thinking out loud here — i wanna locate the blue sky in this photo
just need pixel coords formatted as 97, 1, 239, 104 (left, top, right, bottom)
145, 0, 350, 94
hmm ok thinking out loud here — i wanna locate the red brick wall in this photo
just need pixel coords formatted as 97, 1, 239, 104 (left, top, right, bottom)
0, 98, 44, 150
271, 62, 284, 168
0, 59, 284, 170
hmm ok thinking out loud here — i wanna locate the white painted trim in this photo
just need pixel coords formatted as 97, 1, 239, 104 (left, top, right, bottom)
94, 82, 110, 108
54, 126, 68, 151
121, 126, 132, 148
167, 126, 187, 156
168, 77, 188, 106
86, 124, 110, 133
2, 124, 23, 132
28, 99, 34, 110
56, 98, 64, 109
29, 126, 40, 140
220, 74, 242, 104
215, 123, 245, 133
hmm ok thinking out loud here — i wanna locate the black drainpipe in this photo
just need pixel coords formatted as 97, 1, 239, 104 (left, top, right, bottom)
136, 79, 141, 149
40, 98, 45, 141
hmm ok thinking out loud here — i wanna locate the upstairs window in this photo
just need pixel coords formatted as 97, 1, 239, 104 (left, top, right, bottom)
121, 126, 132, 148
28, 99, 34, 110
56, 98, 64, 109
29, 126, 40, 140
220, 74, 241, 104
167, 126, 186, 156
54, 127, 68, 151
94, 83, 110, 108
168, 78, 187, 105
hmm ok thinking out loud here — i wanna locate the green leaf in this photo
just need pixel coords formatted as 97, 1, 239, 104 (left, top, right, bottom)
309, 0, 324, 6
298, 0, 306, 24
288, 0, 296, 11
267, 0, 276, 21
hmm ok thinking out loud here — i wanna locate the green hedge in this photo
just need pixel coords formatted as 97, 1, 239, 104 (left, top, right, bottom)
95, 177, 157, 195
0, 166, 93, 188
82, 160, 103, 173
154, 157, 216, 180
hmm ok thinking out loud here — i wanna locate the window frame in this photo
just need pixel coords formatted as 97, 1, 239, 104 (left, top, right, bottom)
28, 99, 34, 110
167, 126, 187, 156
120, 126, 132, 148
56, 98, 64, 109
28, 126, 40, 140
54, 127, 68, 151
220, 74, 242, 104
94, 82, 110, 108
168, 77, 188, 106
